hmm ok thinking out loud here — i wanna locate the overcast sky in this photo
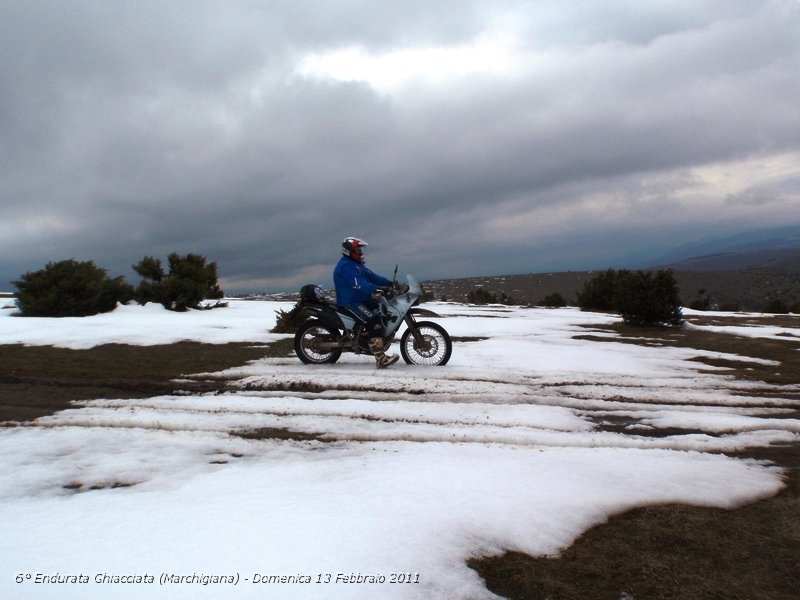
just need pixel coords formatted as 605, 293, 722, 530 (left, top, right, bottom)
2, 1, 799, 293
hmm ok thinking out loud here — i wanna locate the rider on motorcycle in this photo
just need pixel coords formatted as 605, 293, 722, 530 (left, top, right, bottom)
333, 236, 399, 368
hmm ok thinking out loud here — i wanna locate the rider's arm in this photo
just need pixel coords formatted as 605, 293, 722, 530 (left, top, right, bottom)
363, 266, 392, 289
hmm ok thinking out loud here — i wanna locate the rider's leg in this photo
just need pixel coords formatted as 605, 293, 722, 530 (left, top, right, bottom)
344, 304, 378, 348
349, 303, 398, 368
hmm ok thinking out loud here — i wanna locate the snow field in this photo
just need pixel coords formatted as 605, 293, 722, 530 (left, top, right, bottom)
0, 299, 797, 599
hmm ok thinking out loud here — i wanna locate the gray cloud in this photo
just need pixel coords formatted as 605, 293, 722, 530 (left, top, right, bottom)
2, 1, 799, 292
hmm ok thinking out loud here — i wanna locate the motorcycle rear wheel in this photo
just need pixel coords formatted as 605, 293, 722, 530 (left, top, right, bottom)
295, 320, 343, 364
400, 321, 452, 366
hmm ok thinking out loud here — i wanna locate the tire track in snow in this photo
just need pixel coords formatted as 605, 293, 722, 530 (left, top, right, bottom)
33, 374, 800, 453
17, 302, 800, 475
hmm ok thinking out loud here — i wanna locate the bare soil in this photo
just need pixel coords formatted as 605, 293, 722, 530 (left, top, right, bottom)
0, 339, 293, 423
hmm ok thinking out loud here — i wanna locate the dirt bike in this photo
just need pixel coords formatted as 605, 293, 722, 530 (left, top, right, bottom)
293, 274, 452, 366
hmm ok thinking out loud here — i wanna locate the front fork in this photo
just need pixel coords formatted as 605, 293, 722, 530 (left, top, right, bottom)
403, 313, 428, 350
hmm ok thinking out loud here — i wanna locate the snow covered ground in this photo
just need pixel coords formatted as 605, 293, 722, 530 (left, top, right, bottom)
1, 298, 798, 599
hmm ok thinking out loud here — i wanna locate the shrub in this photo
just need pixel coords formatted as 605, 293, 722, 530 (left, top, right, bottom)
763, 298, 789, 314
498, 291, 516, 305
687, 289, 711, 311
576, 269, 621, 311
577, 268, 683, 327
540, 292, 568, 308
133, 253, 224, 311
12, 259, 133, 317
614, 270, 683, 327
465, 287, 516, 305
467, 287, 496, 305
271, 304, 304, 333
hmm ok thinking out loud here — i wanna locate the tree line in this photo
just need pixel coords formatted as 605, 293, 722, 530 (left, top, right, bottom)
12, 254, 223, 317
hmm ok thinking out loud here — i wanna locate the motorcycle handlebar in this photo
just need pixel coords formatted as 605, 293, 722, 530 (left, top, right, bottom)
374, 282, 409, 301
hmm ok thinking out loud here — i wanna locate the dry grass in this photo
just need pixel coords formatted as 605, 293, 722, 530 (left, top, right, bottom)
470, 484, 800, 600
0, 339, 294, 422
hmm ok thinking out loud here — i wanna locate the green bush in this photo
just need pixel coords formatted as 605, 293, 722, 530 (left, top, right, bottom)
498, 291, 516, 305
763, 298, 789, 314
577, 268, 683, 327
614, 270, 683, 327
540, 292, 568, 307
466, 287, 496, 305
576, 269, 621, 311
466, 288, 516, 305
687, 288, 711, 311
133, 253, 224, 311
271, 304, 303, 333
13, 259, 133, 317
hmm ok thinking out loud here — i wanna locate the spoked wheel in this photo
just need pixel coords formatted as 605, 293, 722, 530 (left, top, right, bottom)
294, 320, 342, 364
400, 321, 452, 366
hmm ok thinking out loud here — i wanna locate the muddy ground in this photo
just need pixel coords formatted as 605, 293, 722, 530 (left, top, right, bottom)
1, 320, 798, 599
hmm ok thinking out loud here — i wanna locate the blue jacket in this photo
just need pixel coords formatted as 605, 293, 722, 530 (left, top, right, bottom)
333, 256, 392, 308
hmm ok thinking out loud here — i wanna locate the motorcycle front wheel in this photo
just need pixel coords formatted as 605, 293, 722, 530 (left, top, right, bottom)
294, 320, 343, 364
400, 321, 452, 366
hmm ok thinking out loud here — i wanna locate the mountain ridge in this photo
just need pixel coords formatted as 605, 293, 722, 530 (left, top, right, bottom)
645, 225, 800, 271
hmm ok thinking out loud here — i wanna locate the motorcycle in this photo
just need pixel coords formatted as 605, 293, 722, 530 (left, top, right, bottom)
293, 274, 452, 366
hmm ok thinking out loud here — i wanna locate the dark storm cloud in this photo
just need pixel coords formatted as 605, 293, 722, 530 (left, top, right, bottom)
1, 1, 799, 292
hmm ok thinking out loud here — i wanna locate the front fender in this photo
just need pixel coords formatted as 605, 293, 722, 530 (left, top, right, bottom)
410, 307, 441, 318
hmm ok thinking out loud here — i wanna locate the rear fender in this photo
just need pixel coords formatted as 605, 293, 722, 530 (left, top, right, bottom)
300, 304, 345, 331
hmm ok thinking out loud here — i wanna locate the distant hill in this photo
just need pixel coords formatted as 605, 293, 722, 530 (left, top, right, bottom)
651, 248, 800, 271
647, 225, 800, 271
426, 269, 800, 312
